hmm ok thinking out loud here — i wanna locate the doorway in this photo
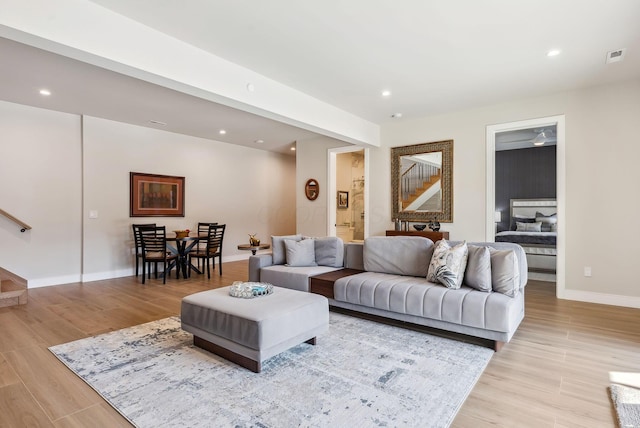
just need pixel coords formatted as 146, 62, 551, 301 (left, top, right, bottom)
328, 147, 369, 241
486, 115, 565, 297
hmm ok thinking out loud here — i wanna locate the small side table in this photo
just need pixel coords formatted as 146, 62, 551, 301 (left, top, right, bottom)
237, 243, 271, 255
309, 268, 364, 299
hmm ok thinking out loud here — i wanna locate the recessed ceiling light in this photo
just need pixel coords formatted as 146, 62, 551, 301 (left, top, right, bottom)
254, 139, 264, 144
290, 147, 296, 151
219, 129, 227, 135
381, 90, 391, 97
391, 113, 403, 118
39, 89, 51, 96
547, 49, 561, 57
246, 83, 255, 92
149, 120, 167, 126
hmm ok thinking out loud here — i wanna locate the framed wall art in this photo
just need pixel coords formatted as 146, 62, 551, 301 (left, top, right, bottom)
337, 190, 349, 209
130, 172, 185, 217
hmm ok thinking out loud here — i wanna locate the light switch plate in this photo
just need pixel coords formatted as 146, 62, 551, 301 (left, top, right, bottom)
89, 210, 98, 219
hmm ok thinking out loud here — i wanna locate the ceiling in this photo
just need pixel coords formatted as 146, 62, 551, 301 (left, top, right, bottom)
496, 127, 557, 151
1, 1, 639, 154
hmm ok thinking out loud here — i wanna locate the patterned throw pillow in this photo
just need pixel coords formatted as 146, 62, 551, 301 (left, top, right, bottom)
427, 241, 468, 289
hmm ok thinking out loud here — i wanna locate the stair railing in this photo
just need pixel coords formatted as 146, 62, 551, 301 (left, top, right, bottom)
0, 208, 32, 232
401, 163, 440, 201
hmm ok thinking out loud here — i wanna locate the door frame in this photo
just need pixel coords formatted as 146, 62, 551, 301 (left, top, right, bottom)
327, 146, 369, 239
486, 115, 565, 297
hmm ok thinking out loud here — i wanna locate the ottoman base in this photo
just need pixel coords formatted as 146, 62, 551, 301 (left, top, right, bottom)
194, 335, 317, 373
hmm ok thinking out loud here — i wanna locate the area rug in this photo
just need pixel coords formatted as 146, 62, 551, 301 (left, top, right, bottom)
610, 372, 640, 428
49, 313, 493, 427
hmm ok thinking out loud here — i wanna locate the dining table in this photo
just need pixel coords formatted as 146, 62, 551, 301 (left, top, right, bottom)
165, 234, 206, 278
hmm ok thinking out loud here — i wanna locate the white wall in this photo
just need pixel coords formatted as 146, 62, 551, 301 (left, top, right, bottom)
296, 79, 640, 306
296, 137, 349, 237
0, 101, 297, 286
0, 101, 82, 286
375, 79, 640, 305
82, 116, 297, 281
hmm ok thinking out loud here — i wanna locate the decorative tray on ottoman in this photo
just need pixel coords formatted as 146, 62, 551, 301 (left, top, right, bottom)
229, 281, 274, 298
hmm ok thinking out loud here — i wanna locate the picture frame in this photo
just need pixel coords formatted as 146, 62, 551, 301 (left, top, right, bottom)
130, 172, 185, 217
337, 190, 349, 209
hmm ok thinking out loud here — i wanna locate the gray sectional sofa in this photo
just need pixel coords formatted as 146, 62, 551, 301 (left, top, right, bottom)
249, 235, 528, 350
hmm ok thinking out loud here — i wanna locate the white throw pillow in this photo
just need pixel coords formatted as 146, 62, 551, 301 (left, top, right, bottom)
464, 245, 492, 292
427, 240, 468, 289
284, 238, 317, 267
489, 248, 520, 297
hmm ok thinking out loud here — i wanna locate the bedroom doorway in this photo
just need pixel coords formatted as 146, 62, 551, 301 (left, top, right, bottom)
486, 116, 565, 296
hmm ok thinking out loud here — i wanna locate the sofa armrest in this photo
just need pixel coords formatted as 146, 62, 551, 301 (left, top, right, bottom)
249, 254, 274, 282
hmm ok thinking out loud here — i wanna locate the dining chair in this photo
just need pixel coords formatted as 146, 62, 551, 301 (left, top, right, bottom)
188, 224, 226, 278
132, 223, 156, 277
139, 226, 178, 284
194, 222, 218, 270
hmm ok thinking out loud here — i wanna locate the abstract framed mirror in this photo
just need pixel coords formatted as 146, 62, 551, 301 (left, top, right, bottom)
391, 139, 453, 222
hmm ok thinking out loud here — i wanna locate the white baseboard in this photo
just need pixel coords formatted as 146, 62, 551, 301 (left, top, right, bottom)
26, 256, 252, 288
559, 289, 640, 309
82, 268, 135, 283
28, 274, 82, 288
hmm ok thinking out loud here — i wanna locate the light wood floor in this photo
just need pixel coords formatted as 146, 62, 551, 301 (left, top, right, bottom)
0, 261, 637, 427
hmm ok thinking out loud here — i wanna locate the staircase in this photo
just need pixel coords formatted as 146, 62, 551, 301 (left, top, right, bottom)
0, 268, 28, 308
402, 172, 441, 210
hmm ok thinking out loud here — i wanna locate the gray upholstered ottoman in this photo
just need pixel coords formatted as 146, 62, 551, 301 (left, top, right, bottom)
181, 285, 329, 372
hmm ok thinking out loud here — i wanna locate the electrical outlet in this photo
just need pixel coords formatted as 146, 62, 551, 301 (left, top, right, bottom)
584, 267, 592, 277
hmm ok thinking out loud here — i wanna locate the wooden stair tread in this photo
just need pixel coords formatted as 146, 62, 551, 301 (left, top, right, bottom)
0, 289, 27, 299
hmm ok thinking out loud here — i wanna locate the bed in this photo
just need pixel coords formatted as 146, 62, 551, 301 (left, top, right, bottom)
495, 199, 557, 273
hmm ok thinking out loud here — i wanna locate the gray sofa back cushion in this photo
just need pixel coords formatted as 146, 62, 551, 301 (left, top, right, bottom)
363, 236, 434, 277
271, 234, 302, 265
314, 236, 344, 267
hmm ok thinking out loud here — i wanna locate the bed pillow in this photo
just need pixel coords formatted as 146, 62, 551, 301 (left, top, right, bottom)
427, 240, 468, 289
284, 238, 317, 267
464, 245, 492, 292
510, 216, 536, 231
516, 221, 542, 232
535, 211, 557, 232
271, 234, 302, 265
489, 248, 520, 297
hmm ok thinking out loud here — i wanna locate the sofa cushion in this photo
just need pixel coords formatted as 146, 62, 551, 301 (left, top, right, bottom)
284, 238, 317, 267
271, 234, 302, 265
334, 272, 522, 333
464, 245, 492, 292
314, 236, 344, 267
489, 248, 520, 297
427, 240, 468, 289
363, 236, 434, 277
